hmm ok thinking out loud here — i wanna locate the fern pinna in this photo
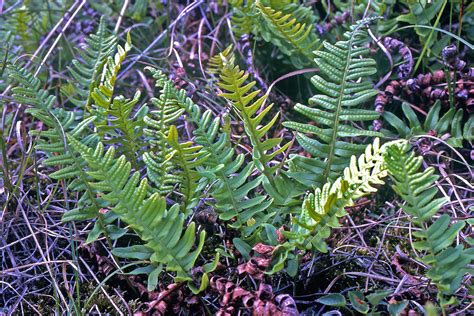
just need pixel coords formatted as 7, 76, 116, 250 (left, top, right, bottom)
384, 141, 473, 307
284, 20, 382, 188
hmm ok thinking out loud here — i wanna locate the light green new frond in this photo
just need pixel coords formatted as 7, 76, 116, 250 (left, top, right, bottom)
67, 135, 206, 280
384, 141, 473, 297
166, 125, 210, 214
62, 17, 117, 109
284, 25, 382, 188
207, 45, 235, 75
90, 33, 132, 120
256, 2, 319, 68
282, 138, 388, 256
217, 58, 290, 187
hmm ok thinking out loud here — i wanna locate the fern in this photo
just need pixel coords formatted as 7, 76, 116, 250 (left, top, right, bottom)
256, 1, 319, 68
62, 17, 117, 109
383, 101, 472, 148
270, 138, 388, 273
90, 33, 132, 125
384, 141, 473, 303
67, 135, 206, 282
284, 22, 382, 188
142, 69, 184, 195
166, 125, 210, 214
217, 55, 290, 187
149, 66, 274, 235
229, 1, 256, 37
6, 64, 114, 242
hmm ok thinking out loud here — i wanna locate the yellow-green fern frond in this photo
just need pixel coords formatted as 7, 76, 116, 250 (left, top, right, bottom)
217, 57, 290, 185
256, 2, 319, 68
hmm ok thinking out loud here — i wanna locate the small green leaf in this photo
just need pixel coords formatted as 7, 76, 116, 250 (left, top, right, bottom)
388, 300, 408, 316
112, 245, 153, 260
366, 290, 392, 306
348, 291, 369, 314
317, 293, 346, 307
147, 265, 163, 292
233, 238, 252, 259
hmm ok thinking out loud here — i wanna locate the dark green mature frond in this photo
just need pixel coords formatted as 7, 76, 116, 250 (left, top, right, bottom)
7, 64, 107, 232
99, 91, 147, 164
8, 64, 56, 110
385, 141, 473, 298
284, 26, 382, 188
62, 17, 117, 109
67, 135, 206, 281
229, 0, 256, 37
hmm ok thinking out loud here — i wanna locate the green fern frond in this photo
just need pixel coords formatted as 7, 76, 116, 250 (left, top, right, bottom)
67, 135, 206, 280
100, 91, 147, 164
229, 1, 256, 37
7, 64, 110, 234
207, 45, 235, 75
270, 139, 388, 274
384, 141, 473, 298
166, 125, 210, 214
291, 138, 387, 252
284, 25, 382, 188
217, 58, 290, 186
152, 70, 274, 234
143, 69, 184, 195
62, 17, 117, 109
256, 1, 319, 68
90, 33, 132, 120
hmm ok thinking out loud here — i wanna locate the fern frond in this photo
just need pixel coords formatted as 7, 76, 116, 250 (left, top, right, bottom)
166, 125, 210, 214
384, 141, 473, 298
7, 65, 109, 234
291, 138, 387, 253
270, 139, 388, 274
153, 71, 274, 234
143, 69, 184, 194
208, 45, 235, 75
68, 136, 206, 280
229, 1, 256, 37
217, 58, 290, 186
284, 25, 381, 188
62, 17, 117, 109
256, 2, 319, 68
90, 33, 132, 121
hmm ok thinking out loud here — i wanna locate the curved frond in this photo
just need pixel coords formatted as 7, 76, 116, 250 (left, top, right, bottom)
68, 135, 206, 280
